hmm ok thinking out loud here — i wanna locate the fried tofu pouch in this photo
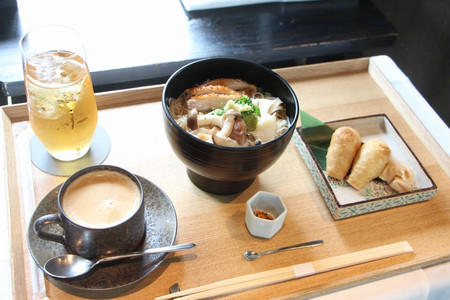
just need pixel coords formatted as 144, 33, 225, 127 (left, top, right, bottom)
379, 160, 416, 193
326, 126, 361, 180
347, 138, 391, 190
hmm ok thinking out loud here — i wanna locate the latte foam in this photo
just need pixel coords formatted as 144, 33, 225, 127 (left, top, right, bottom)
62, 170, 141, 229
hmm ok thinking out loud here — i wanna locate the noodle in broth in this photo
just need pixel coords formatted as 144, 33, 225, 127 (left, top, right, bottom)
169, 78, 288, 147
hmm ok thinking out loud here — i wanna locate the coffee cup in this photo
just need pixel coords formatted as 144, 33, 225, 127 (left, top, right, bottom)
34, 165, 145, 259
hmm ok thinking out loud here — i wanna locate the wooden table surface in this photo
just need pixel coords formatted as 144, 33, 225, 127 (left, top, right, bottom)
2, 57, 449, 299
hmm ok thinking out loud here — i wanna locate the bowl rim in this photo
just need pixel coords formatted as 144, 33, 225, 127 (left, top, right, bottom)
162, 57, 299, 150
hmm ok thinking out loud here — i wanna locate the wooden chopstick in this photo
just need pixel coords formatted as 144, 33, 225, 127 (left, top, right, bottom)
156, 241, 413, 300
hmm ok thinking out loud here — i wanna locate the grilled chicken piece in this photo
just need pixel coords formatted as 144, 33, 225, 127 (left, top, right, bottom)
187, 93, 241, 112
205, 78, 257, 95
186, 79, 257, 112
188, 84, 242, 97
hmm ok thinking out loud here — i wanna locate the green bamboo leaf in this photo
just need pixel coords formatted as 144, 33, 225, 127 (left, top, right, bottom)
300, 111, 334, 170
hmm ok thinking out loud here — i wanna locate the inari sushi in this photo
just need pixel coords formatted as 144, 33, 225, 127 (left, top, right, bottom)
347, 138, 391, 190
326, 127, 361, 180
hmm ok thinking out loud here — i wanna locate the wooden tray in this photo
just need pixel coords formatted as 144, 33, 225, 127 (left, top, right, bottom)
2, 57, 449, 299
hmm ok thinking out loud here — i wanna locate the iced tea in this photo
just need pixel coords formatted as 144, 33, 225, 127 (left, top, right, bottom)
24, 50, 98, 161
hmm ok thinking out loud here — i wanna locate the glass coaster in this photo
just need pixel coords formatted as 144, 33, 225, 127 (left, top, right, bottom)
30, 126, 111, 176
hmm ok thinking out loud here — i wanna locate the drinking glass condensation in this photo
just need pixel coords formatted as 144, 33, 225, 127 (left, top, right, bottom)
20, 26, 98, 161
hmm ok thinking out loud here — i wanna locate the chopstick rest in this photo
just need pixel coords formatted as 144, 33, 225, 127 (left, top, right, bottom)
156, 241, 413, 300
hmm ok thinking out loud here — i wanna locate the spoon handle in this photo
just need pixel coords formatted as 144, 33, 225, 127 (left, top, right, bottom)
96, 243, 196, 265
262, 240, 323, 256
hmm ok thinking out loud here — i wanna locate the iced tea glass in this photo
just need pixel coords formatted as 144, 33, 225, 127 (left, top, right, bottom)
20, 26, 98, 161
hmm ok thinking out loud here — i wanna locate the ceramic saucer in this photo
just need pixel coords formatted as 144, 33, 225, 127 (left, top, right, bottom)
27, 175, 177, 297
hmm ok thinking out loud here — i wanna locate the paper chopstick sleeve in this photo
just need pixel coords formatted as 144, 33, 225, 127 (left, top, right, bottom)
292, 262, 316, 278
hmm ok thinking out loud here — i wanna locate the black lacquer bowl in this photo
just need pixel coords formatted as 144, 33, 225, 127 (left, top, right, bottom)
162, 58, 299, 195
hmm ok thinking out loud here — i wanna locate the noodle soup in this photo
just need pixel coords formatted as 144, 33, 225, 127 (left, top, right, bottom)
162, 57, 299, 194
169, 78, 289, 147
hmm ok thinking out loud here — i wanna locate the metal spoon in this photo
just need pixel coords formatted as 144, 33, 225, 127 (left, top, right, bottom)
243, 240, 323, 261
44, 243, 196, 279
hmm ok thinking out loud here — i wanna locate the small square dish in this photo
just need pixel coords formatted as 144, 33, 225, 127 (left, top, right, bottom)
293, 114, 437, 219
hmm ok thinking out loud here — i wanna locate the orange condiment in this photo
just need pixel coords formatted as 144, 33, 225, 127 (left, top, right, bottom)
254, 210, 274, 220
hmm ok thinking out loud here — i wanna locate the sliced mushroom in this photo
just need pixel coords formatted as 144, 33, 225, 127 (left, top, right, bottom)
230, 118, 248, 145
217, 114, 235, 138
212, 134, 240, 147
197, 114, 224, 128
187, 108, 198, 130
193, 127, 220, 143
223, 109, 241, 118
247, 133, 260, 146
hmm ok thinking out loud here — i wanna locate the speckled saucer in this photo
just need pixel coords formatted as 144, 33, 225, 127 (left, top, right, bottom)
27, 175, 177, 298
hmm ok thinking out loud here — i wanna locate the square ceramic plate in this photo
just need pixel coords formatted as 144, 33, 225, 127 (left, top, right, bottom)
293, 114, 437, 219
